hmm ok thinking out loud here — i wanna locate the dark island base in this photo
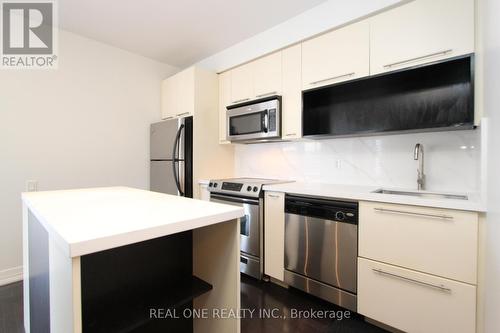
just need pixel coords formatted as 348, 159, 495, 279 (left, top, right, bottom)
80, 230, 212, 333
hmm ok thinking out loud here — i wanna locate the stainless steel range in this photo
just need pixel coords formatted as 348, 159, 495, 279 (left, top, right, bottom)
208, 178, 288, 279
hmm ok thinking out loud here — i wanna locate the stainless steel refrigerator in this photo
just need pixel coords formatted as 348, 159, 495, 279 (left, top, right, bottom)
150, 117, 193, 198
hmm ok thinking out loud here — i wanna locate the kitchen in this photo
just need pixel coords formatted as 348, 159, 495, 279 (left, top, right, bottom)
1, 0, 499, 333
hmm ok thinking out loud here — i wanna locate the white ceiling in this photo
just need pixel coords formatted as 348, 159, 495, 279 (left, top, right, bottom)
59, 0, 328, 68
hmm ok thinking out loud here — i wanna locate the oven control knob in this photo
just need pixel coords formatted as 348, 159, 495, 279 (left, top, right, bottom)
335, 211, 346, 221
253, 186, 258, 192
214, 183, 218, 188
209, 182, 213, 187
247, 186, 252, 191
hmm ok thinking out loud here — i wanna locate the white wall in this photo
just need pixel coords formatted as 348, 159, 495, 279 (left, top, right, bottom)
197, 0, 406, 72
482, 0, 500, 331
235, 130, 481, 193
0, 30, 177, 284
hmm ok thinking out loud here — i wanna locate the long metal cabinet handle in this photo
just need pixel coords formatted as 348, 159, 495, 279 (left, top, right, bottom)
285, 133, 297, 137
310, 72, 355, 85
176, 112, 190, 117
256, 91, 277, 98
373, 207, 453, 220
267, 194, 281, 198
383, 49, 453, 69
232, 98, 250, 104
372, 268, 452, 293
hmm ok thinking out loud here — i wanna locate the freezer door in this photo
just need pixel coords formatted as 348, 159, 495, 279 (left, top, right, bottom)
150, 160, 178, 195
150, 119, 179, 160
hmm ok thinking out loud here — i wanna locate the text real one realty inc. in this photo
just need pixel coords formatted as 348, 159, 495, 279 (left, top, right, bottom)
149, 308, 352, 320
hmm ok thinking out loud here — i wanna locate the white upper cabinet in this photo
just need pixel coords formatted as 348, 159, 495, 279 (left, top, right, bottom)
229, 52, 283, 105
161, 67, 195, 119
281, 44, 302, 139
370, 0, 475, 75
302, 20, 370, 90
230, 63, 254, 104
218, 71, 231, 144
161, 77, 177, 120
253, 52, 282, 99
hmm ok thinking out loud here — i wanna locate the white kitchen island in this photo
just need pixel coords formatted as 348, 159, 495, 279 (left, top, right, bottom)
22, 187, 244, 333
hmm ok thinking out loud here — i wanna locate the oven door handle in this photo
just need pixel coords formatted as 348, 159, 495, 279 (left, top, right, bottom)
210, 194, 259, 205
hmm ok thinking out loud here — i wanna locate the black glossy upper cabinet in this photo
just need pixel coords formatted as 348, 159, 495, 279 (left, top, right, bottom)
302, 56, 475, 138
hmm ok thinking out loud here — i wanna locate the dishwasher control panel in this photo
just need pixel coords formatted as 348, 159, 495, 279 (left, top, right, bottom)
285, 195, 358, 224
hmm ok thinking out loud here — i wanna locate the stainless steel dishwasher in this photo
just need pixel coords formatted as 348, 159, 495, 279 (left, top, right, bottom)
284, 195, 358, 311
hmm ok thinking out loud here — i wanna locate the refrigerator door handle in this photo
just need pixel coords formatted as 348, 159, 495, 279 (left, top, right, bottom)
172, 124, 185, 196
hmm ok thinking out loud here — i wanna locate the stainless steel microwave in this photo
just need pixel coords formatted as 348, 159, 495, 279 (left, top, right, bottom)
226, 96, 281, 142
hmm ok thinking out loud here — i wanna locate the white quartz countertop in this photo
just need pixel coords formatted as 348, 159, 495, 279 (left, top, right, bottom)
22, 187, 244, 258
263, 182, 485, 212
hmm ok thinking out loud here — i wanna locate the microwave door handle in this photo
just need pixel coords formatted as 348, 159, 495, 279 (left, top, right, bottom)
263, 112, 269, 133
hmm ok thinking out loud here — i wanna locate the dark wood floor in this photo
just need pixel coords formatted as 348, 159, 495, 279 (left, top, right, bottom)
0, 282, 23, 333
241, 275, 388, 333
0, 277, 387, 333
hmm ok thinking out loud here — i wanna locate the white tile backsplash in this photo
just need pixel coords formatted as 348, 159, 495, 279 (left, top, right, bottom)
234, 129, 482, 193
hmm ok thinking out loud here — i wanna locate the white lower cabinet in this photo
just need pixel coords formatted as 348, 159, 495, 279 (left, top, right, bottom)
264, 191, 285, 281
198, 183, 210, 201
358, 258, 476, 333
359, 201, 478, 284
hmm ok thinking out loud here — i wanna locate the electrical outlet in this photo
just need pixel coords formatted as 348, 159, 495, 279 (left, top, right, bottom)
26, 180, 38, 192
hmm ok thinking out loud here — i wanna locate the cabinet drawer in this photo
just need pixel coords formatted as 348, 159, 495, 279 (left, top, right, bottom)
358, 258, 476, 333
359, 201, 478, 284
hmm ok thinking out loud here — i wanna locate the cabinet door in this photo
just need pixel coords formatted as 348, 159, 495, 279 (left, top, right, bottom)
161, 77, 177, 120
359, 201, 478, 284
281, 45, 302, 139
302, 20, 369, 90
253, 52, 282, 99
175, 67, 195, 118
358, 258, 476, 333
161, 68, 195, 119
264, 191, 285, 281
198, 183, 210, 201
230, 63, 254, 104
370, 0, 474, 75
218, 72, 231, 144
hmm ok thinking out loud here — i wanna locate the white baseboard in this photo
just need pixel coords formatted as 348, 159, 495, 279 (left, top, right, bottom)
0, 266, 23, 286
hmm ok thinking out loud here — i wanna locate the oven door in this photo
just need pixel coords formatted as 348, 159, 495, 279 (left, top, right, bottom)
210, 194, 260, 257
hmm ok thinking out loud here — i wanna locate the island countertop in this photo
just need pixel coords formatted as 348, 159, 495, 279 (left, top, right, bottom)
22, 187, 244, 258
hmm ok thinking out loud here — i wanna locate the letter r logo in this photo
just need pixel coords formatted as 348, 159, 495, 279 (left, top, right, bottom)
2, 1, 53, 54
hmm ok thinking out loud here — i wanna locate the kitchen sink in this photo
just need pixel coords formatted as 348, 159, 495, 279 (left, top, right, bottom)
372, 189, 468, 200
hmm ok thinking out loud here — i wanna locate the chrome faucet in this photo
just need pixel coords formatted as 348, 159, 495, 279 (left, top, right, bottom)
414, 143, 425, 191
